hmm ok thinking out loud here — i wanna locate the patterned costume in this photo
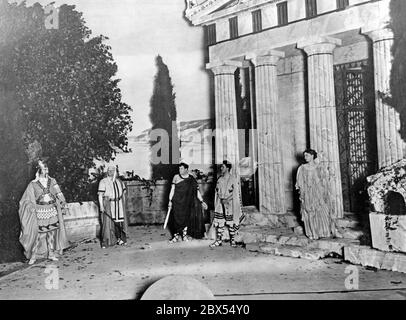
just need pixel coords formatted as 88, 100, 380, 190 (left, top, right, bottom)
212, 172, 241, 246
19, 177, 69, 260
98, 176, 128, 247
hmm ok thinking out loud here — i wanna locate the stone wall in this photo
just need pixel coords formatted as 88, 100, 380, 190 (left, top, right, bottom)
125, 179, 215, 225
64, 202, 100, 242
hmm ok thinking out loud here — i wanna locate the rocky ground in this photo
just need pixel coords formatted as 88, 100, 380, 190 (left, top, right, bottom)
0, 225, 406, 300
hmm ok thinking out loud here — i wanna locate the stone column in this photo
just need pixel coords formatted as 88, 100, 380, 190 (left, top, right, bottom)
248, 50, 285, 214
364, 28, 404, 168
207, 61, 242, 223
207, 63, 240, 168
298, 37, 344, 219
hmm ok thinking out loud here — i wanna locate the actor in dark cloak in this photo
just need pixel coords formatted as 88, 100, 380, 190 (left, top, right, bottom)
168, 162, 208, 242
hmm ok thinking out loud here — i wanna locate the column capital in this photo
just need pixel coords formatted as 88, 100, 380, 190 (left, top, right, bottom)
297, 36, 342, 56
206, 60, 241, 75
246, 50, 285, 67
362, 28, 394, 43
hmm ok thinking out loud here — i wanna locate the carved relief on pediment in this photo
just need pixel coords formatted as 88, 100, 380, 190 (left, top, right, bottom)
185, 0, 268, 24
185, 0, 231, 21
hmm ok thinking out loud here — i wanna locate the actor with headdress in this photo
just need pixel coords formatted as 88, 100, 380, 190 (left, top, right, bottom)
98, 165, 129, 248
210, 160, 242, 248
19, 159, 69, 265
167, 162, 208, 242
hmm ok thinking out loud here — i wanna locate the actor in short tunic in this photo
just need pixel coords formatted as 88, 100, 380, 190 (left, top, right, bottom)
210, 160, 242, 248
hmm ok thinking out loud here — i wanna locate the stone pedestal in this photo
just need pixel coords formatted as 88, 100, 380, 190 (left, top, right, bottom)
249, 51, 286, 214
369, 212, 406, 253
298, 37, 344, 219
364, 28, 405, 168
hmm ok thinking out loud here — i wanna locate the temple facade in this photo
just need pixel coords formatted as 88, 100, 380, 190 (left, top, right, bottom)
185, 0, 405, 222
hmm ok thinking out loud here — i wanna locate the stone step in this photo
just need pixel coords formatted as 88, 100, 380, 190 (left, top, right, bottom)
247, 243, 333, 260
240, 211, 300, 228
337, 212, 370, 229
235, 226, 294, 244
336, 217, 360, 229
237, 226, 360, 256
344, 245, 406, 274
337, 226, 365, 240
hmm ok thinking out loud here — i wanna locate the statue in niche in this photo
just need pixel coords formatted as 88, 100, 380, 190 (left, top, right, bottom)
295, 149, 342, 240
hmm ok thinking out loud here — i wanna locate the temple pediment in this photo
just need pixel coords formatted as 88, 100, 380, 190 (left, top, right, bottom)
185, 0, 251, 25
185, 0, 287, 25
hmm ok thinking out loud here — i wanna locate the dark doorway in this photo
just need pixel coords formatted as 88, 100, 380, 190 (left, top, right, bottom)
235, 66, 259, 208
385, 191, 406, 216
334, 60, 378, 213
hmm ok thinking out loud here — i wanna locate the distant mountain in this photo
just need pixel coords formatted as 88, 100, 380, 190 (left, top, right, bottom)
111, 118, 256, 177
129, 129, 150, 144
129, 119, 213, 145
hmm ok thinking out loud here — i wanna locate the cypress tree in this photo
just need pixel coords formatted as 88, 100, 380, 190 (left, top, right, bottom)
149, 55, 179, 180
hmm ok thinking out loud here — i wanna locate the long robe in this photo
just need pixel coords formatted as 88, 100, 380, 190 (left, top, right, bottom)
98, 177, 129, 246
169, 175, 204, 238
19, 178, 69, 259
295, 163, 334, 239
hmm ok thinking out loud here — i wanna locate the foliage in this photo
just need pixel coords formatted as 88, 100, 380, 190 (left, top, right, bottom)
149, 55, 179, 180
190, 169, 213, 182
0, 83, 27, 262
0, 1, 132, 202
120, 174, 157, 207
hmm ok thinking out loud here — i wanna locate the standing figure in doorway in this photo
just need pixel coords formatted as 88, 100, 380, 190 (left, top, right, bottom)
98, 165, 129, 248
168, 162, 208, 242
295, 149, 341, 240
19, 159, 69, 265
210, 160, 241, 248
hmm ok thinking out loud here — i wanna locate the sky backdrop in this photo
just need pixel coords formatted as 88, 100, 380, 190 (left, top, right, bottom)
25, 0, 211, 136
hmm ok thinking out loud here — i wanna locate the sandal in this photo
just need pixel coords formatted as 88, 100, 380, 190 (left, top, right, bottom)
169, 234, 179, 243
209, 240, 222, 248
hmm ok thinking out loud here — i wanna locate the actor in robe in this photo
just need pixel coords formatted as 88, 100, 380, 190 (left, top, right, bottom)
296, 149, 342, 240
98, 165, 129, 248
168, 162, 208, 242
210, 160, 242, 248
19, 159, 69, 265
